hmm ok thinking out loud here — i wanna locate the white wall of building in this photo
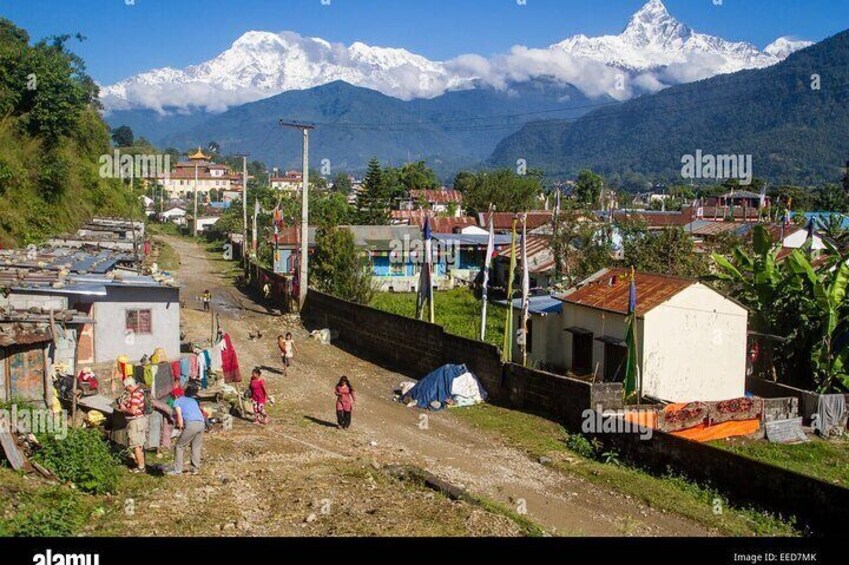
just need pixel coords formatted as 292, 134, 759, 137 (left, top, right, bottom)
77, 286, 181, 363
641, 283, 747, 402
559, 304, 635, 378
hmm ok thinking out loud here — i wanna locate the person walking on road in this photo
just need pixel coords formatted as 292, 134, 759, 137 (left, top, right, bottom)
335, 376, 356, 430
249, 368, 270, 425
278, 333, 295, 376
168, 384, 205, 475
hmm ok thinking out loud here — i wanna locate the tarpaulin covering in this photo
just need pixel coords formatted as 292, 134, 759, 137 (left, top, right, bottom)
406, 364, 486, 410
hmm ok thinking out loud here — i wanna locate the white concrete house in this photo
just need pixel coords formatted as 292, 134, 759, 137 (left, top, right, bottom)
550, 268, 748, 403
161, 206, 187, 225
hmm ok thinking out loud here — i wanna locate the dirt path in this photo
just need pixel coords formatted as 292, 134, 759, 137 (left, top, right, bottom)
135, 236, 714, 537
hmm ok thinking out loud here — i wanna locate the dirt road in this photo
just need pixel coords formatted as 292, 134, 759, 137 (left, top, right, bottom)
124, 236, 714, 536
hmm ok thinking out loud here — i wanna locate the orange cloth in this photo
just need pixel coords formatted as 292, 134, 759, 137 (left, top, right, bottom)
670, 419, 760, 443
623, 409, 658, 429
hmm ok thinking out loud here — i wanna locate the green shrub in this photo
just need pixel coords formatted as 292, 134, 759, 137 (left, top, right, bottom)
2, 487, 86, 537
565, 433, 600, 459
32, 428, 122, 494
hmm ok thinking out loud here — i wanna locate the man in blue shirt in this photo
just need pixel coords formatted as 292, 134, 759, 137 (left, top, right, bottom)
168, 384, 206, 475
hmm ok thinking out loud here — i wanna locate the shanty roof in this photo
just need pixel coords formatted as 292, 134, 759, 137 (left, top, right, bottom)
0, 248, 134, 275
558, 268, 695, 317
409, 189, 463, 204
681, 220, 751, 237
495, 236, 556, 274
2, 271, 178, 297
0, 307, 93, 346
479, 211, 553, 231
431, 233, 513, 247
608, 210, 692, 228
497, 295, 563, 316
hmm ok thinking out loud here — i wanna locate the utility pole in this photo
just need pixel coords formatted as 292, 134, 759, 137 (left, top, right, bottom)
279, 120, 316, 309
236, 154, 250, 268
193, 161, 199, 236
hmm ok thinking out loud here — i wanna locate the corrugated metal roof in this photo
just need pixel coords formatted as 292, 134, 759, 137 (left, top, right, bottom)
497, 295, 563, 315
479, 212, 553, 231
559, 267, 694, 317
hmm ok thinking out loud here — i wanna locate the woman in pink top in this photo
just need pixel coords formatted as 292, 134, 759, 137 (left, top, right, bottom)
334, 376, 356, 430
249, 368, 270, 425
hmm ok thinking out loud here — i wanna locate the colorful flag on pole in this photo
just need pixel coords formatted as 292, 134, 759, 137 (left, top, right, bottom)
623, 268, 639, 400
480, 209, 495, 341
520, 214, 530, 366
416, 217, 433, 322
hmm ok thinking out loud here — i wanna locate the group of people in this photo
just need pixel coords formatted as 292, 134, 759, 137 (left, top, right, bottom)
116, 328, 358, 476
118, 378, 206, 476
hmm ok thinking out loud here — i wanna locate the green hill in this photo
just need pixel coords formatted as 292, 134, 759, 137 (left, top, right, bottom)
489, 29, 849, 186
0, 19, 136, 246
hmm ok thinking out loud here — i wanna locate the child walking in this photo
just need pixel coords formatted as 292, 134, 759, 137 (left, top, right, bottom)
278, 333, 296, 376
249, 368, 270, 425
334, 376, 356, 430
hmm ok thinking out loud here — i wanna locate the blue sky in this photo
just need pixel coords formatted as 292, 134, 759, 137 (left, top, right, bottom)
2, 0, 846, 85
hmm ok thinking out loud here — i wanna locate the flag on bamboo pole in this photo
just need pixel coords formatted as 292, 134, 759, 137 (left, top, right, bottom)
416, 216, 433, 322
501, 216, 518, 363
251, 198, 260, 256
520, 214, 530, 366
480, 208, 495, 341
623, 267, 639, 400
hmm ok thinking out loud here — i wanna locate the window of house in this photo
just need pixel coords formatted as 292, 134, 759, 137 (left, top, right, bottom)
390, 261, 406, 276
603, 343, 627, 383
126, 309, 152, 335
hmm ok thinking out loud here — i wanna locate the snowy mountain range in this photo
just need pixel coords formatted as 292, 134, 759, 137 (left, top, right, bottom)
101, 0, 812, 113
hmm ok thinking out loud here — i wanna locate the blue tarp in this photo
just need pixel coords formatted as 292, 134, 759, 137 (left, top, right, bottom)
406, 364, 485, 410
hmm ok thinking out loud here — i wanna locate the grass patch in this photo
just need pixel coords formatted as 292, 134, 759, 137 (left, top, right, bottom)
371, 287, 508, 346
454, 403, 798, 536
467, 494, 547, 537
712, 436, 849, 487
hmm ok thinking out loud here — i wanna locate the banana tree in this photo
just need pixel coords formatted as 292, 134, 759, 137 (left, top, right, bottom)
710, 224, 786, 334
785, 250, 849, 392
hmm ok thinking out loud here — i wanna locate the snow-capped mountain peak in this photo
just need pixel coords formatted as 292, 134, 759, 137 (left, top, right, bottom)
100, 0, 813, 113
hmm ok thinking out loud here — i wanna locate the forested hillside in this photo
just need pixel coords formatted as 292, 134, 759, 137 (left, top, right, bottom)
0, 19, 136, 246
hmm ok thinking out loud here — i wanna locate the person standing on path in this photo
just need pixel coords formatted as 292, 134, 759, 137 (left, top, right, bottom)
334, 376, 356, 430
118, 378, 148, 473
168, 384, 205, 475
201, 289, 212, 312
278, 333, 295, 376
249, 368, 270, 425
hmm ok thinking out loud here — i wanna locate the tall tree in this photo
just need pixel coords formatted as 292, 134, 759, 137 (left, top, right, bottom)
331, 172, 353, 194
573, 169, 604, 208
110, 125, 134, 147
357, 157, 389, 225
462, 169, 542, 214
817, 183, 848, 212
312, 226, 377, 304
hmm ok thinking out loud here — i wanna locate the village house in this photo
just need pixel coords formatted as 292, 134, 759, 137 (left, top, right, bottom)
506, 268, 749, 403
0, 250, 180, 367
160, 204, 188, 226
158, 148, 244, 201
270, 170, 304, 191
0, 307, 92, 405
404, 189, 465, 217
492, 235, 557, 293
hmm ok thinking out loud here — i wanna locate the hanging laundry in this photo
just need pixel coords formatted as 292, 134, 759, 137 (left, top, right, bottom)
202, 350, 212, 389
152, 348, 168, 364
210, 347, 223, 372
143, 365, 155, 388
189, 355, 199, 379
155, 362, 173, 400
221, 333, 242, 383
133, 365, 145, 385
